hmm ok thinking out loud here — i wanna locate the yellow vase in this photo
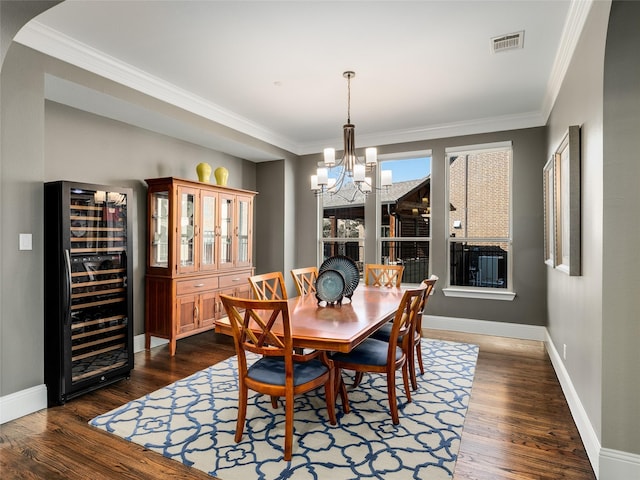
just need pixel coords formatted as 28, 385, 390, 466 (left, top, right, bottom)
196, 162, 212, 183
214, 167, 229, 186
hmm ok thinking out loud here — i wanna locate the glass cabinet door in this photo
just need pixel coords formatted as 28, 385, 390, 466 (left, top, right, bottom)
236, 194, 252, 267
219, 193, 234, 268
66, 186, 131, 387
149, 189, 169, 268
200, 191, 217, 270
178, 187, 197, 273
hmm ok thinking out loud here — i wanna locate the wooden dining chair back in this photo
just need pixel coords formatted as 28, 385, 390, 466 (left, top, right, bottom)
409, 275, 438, 389
290, 266, 318, 296
330, 284, 427, 424
364, 264, 405, 287
248, 271, 288, 300
370, 274, 438, 391
220, 294, 336, 460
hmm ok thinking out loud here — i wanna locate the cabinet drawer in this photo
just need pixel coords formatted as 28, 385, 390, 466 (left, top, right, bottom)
176, 277, 219, 295
219, 273, 250, 289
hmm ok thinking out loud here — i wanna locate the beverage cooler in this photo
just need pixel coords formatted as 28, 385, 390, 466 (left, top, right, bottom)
44, 181, 134, 406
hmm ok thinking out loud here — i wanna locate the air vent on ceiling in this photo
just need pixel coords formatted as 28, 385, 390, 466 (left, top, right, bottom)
491, 31, 524, 53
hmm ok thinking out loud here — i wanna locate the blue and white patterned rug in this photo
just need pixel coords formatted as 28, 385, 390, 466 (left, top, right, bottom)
90, 339, 478, 480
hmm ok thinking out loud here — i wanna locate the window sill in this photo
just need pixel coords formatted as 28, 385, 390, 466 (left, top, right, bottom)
442, 288, 516, 301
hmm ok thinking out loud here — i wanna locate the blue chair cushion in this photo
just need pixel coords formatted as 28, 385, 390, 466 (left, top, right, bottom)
371, 322, 408, 343
247, 357, 328, 386
331, 338, 403, 367
371, 323, 393, 342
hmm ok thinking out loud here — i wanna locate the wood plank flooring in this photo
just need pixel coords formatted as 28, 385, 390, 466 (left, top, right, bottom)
0, 330, 596, 479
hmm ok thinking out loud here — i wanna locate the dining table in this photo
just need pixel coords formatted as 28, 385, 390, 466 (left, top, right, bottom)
215, 285, 407, 414
214, 285, 406, 353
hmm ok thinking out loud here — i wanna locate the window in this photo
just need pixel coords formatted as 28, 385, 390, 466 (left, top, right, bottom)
320, 152, 431, 283
445, 142, 512, 293
377, 155, 431, 283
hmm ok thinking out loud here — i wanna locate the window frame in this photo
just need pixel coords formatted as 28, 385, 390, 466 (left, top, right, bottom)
443, 141, 515, 301
375, 151, 432, 285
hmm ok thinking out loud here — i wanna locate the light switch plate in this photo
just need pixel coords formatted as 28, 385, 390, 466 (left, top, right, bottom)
19, 233, 32, 251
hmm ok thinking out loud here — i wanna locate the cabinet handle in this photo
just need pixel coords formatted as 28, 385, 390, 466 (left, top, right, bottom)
194, 305, 199, 320
63, 249, 72, 325
232, 278, 240, 282
194, 283, 205, 287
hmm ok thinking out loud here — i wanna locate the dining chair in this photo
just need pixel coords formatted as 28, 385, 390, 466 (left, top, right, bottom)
364, 263, 405, 287
371, 275, 438, 390
248, 271, 288, 300
351, 263, 405, 387
290, 266, 318, 296
331, 284, 427, 424
220, 294, 337, 461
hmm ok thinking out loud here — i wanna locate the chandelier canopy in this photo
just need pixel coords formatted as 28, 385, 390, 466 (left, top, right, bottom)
311, 71, 392, 202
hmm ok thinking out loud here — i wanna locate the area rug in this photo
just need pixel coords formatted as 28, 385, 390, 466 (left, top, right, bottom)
90, 339, 478, 480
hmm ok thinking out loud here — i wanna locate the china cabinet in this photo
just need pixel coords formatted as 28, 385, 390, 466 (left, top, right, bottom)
144, 177, 256, 355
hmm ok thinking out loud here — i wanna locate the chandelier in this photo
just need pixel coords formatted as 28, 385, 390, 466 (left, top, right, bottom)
310, 71, 392, 202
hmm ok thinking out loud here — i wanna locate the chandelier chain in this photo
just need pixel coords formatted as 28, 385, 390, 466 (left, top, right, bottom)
346, 73, 351, 123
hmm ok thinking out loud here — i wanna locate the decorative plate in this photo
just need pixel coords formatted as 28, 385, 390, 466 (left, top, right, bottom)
319, 255, 359, 298
315, 269, 345, 304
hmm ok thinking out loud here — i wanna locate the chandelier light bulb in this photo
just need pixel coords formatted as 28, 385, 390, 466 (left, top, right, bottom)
324, 148, 336, 167
381, 170, 393, 187
365, 147, 377, 165
317, 167, 329, 186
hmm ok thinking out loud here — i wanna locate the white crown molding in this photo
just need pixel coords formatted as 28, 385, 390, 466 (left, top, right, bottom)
14, 20, 299, 154
541, 0, 595, 122
300, 110, 546, 155
14, 0, 590, 157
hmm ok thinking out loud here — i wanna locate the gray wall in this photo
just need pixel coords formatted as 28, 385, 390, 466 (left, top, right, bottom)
601, 0, 640, 455
0, 1, 61, 66
298, 127, 548, 326
546, 0, 608, 445
1, 42, 47, 396
255, 160, 285, 274
254, 156, 298, 295
45, 100, 257, 336
547, 0, 640, 458
0, 40, 278, 397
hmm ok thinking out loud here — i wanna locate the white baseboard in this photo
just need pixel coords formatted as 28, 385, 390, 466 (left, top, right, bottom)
599, 448, 640, 480
0, 384, 47, 424
133, 333, 168, 353
423, 314, 547, 341
425, 316, 639, 480
545, 331, 601, 476
1, 335, 166, 425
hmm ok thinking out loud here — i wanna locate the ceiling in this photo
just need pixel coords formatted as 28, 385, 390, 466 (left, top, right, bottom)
14, 1, 591, 162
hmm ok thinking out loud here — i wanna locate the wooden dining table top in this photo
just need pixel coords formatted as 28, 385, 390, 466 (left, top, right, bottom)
215, 285, 405, 353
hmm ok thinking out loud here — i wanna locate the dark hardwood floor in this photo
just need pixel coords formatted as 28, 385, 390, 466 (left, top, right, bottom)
0, 330, 596, 479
